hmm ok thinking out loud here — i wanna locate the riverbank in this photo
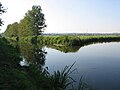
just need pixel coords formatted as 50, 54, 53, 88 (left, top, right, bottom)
3, 35, 120, 89
5, 35, 120, 54
40, 35, 120, 46
9, 35, 120, 46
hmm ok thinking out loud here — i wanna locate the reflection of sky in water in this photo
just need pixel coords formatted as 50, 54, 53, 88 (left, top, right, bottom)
45, 42, 120, 90
20, 57, 30, 66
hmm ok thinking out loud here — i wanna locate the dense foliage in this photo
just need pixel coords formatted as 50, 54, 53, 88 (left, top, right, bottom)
4, 5, 46, 37
9, 35, 120, 48
0, 3, 6, 27
36, 35, 120, 46
6, 35, 120, 54
0, 37, 36, 90
4, 22, 19, 37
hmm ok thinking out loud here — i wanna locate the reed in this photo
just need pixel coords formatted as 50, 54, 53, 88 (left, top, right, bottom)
49, 62, 76, 90
37, 35, 120, 46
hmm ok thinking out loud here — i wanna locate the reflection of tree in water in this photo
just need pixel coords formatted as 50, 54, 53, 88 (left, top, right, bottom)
33, 47, 47, 67
47, 45, 81, 53
18, 42, 46, 67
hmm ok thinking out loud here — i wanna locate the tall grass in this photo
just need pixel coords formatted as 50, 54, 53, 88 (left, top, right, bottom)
6, 35, 120, 47
37, 35, 120, 46
48, 62, 93, 90
49, 62, 76, 90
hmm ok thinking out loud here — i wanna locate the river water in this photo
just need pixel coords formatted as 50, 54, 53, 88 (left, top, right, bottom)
44, 42, 120, 90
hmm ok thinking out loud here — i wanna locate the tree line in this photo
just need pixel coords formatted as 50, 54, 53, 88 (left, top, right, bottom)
0, 3, 6, 27
4, 5, 46, 37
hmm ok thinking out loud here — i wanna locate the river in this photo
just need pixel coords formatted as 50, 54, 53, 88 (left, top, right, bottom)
44, 42, 120, 90
20, 42, 120, 90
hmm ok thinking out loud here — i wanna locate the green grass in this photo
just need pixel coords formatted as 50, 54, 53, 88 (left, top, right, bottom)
7, 35, 120, 47
37, 35, 120, 46
49, 62, 76, 90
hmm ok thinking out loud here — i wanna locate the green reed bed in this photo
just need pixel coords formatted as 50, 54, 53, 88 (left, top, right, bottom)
36, 35, 120, 46
7, 35, 120, 47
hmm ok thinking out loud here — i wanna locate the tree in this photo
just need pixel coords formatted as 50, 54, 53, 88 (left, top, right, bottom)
18, 5, 46, 37
4, 22, 19, 37
0, 3, 6, 27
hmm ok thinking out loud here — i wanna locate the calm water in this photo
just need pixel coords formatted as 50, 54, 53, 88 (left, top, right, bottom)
44, 42, 120, 90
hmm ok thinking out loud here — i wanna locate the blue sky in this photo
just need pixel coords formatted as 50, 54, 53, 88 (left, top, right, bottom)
0, 0, 120, 33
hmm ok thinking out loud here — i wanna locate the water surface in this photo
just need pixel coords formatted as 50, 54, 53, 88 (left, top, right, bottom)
45, 42, 120, 90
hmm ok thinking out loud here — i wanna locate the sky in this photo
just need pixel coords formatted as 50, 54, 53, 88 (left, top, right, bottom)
0, 0, 120, 33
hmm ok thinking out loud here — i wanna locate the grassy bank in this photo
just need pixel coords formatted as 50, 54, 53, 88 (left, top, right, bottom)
6, 35, 120, 53
13, 35, 120, 46
40, 35, 120, 46
14, 35, 120, 46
